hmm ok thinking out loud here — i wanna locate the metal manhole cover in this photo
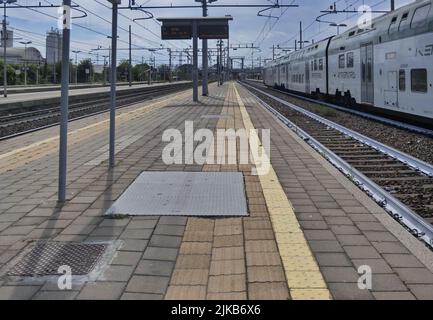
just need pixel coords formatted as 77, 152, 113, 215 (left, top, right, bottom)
7, 242, 108, 277
105, 171, 248, 217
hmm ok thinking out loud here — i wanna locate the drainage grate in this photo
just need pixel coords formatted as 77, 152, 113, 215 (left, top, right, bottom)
7, 242, 108, 277
105, 171, 248, 217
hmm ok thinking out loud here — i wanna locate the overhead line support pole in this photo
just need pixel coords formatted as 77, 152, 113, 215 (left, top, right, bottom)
202, 0, 208, 96
58, 0, 71, 202
109, 0, 118, 168
192, 20, 198, 102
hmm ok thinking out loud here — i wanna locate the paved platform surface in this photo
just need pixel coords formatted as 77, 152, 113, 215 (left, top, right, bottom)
0, 82, 432, 300
0, 81, 187, 106
0, 81, 151, 96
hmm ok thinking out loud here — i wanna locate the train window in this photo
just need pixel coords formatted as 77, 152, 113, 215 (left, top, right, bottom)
399, 70, 406, 91
346, 52, 354, 68
349, 31, 356, 37
399, 12, 410, 31
311, 61, 314, 71
388, 16, 398, 34
411, 4, 431, 29
339, 54, 345, 69
411, 69, 427, 92
314, 60, 318, 71
319, 59, 324, 71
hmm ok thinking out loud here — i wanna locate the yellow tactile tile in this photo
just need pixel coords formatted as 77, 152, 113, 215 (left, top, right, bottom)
285, 271, 328, 289
278, 243, 315, 257
275, 233, 307, 246
282, 257, 321, 272
233, 82, 331, 300
290, 289, 332, 300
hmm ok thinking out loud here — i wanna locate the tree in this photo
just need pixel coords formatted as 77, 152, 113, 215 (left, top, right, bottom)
132, 63, 150, 82
77, 59, 93, 83
117, 60, 130, 82
0, 60, 17, 85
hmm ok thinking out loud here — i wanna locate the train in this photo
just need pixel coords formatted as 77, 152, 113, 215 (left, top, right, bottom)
263, 0, 433, 125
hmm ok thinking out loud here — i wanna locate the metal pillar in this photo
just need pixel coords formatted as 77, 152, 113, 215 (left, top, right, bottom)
299, 21, 303, 49
218, 40, 223, 85
128, 24, 132, 87
167, 48, 173, 82
58, 0, 71, 202
192, 21, 198, 102
109, 1, 118, 168
202, 1, 208, 96
226, 36, 230, 81
391, 0, 395, 11
2, 3, 7, 97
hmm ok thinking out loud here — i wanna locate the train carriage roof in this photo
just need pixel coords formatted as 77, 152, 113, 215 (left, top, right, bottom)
329, 0, 433, 53
266, 0, 433, 67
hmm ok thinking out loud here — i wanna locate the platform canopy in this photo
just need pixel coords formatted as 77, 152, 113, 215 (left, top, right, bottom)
157, 16, 233, 40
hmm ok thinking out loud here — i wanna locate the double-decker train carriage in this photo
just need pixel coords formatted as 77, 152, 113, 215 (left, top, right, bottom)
263, 0, 433, 124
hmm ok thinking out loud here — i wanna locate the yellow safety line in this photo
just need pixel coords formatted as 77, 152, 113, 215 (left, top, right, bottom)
233, 82, 331, 300
0, 90, 191, 172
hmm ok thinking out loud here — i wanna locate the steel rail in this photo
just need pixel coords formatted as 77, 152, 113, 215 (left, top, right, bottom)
243, 82, 433, 178
241, 83, 433, 248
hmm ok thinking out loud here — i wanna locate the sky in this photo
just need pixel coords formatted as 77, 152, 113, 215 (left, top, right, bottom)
7, 0, 415, 67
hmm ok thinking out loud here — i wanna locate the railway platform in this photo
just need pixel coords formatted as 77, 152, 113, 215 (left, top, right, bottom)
0, 82, 432, 300
0, 81, 189, 111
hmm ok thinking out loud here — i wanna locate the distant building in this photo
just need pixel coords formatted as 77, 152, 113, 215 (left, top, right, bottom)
0, 29, 14, 48
46, 28, 62, 64
0, 47, 44, 65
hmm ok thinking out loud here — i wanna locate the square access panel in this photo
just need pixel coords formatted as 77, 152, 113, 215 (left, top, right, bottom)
105, 172, 248, 217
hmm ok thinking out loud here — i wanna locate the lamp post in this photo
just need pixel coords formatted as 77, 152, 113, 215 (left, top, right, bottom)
1, 0, 17, 97
72, 50, 81, 84
329, 23, 347, 35
19, 40, 31, 86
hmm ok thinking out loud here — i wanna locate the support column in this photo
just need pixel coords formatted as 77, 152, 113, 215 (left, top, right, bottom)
58, 0, 71, 202
109, 2, 118, 167
202, 1, 208, 96
192, 21, 198, 102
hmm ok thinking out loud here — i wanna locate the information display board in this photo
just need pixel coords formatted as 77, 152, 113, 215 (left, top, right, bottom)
162, 25, 192, 40
159, 17, 232, 40
198, 25, 229, 39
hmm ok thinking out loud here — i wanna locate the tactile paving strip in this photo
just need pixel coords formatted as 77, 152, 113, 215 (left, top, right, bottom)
7, 242, 108, 276
201, 114, 233, 119
105, 171, 248, 216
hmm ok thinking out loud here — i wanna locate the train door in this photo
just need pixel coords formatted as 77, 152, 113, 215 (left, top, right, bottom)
384, 71, 398, 107
361, 43, 374, 104
305, 61, 310, 94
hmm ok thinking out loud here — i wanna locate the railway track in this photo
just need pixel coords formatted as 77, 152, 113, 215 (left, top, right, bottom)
241, 81, 433, 248
0, 82, 192, 141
